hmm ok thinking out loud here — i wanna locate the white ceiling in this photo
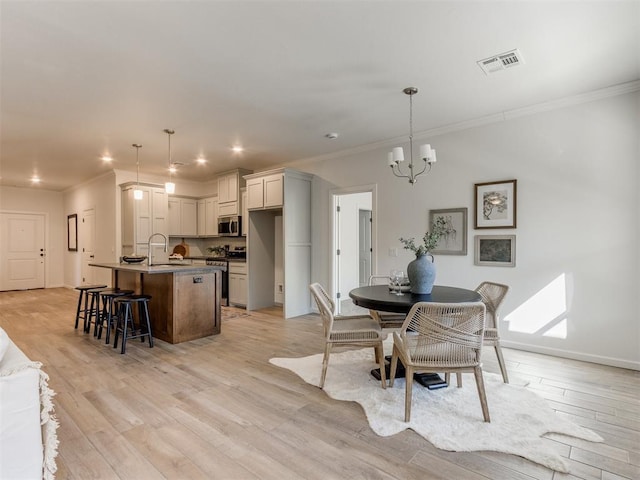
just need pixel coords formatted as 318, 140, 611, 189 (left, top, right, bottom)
1, 1, 639, 191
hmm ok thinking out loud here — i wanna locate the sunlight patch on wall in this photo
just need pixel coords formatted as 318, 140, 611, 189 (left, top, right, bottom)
505, 274, 568, 339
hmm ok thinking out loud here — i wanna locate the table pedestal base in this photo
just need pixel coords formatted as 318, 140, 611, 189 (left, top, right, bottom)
371, 357, 448, 390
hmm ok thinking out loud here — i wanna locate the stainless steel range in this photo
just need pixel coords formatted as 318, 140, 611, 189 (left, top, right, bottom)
206, 257, 229, 305
206, 246, 246, 306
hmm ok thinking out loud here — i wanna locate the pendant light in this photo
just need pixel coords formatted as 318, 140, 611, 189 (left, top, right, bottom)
132, 143, 143, 200
164, 128, 175, 194
387, 87, 438, 185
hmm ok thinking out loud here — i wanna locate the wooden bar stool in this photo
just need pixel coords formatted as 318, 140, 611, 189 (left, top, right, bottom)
84, 287, 108, 334
113, 295, 154, 354
74, 284, 107, 330
95, 288, 134, 344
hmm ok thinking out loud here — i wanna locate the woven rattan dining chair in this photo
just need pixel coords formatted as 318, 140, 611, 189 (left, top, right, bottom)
309, 283, 387, 389
367, 275, 406, 329
389, 301, 490, 422
475, 281, 510, 383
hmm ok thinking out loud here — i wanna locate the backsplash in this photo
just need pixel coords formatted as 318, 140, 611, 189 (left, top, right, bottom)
167, 236, 246, 258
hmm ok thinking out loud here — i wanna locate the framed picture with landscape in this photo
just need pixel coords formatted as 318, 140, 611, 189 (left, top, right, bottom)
429, 208, 467, 255
474, 179, 517, 229
474, 235, 515, 267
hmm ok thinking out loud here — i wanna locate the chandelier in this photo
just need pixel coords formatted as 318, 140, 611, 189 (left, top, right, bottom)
163, 129, 175, 194
388, 87, 437, 185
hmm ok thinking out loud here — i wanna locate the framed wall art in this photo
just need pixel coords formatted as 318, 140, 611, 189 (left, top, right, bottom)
474, 235, 516, 267
429, 207, 467, 255
474, 179, 517, 229
67, 214, 77, 251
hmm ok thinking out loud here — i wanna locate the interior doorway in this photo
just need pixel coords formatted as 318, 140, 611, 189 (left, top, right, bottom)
332, 185, 376, 315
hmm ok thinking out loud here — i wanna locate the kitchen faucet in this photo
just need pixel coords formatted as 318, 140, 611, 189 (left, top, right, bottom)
147, 233, 168, 266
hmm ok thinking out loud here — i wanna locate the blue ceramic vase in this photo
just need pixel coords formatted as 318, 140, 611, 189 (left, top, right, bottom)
407, 253, 436, 294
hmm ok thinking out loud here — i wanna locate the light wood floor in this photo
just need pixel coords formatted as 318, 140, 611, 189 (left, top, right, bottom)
1, 288, 638, 480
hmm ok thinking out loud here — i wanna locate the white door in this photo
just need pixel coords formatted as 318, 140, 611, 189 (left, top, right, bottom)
0, 213, 45, 291
81, 208, 96, 285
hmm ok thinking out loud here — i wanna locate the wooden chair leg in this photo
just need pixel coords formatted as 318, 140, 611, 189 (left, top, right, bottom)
319, 342, 331, 389
404, 366, 414, 422
473, 366, 491, 422
389, 345, 399, 387
456, 372, 463, 387
494, 345, 509, 383
375, 343, 386, 389
444, 372, 451, 385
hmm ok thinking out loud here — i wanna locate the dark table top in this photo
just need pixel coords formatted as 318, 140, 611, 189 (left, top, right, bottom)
349, 285, 482, 314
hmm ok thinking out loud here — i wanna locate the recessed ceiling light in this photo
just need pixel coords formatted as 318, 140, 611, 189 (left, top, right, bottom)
101, 154, 113, 162
31, 175, 41, 184
196, 157, 207, 164
169, 164, 177, 174
232, 146, 244, 154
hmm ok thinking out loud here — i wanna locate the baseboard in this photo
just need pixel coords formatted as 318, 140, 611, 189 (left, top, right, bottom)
501, 340, 640, 371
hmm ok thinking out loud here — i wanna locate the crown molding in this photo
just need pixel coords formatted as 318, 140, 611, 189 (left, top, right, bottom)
291, 80, 640, 167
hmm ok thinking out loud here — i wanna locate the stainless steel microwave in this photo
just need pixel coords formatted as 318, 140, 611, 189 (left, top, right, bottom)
218, 216, 242, 236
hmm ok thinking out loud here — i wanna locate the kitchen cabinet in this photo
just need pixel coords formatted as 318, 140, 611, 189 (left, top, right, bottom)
121, 183, 168, 261
197, 196, 218, 237
168, 196, 197, 236
216, 169, 252, 217
245, 168, 313, 318
228, 262, 247, 306
245, 172, 284, 210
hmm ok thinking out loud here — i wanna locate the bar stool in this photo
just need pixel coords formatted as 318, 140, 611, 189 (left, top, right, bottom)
74, 284, 107, 330
113, 295, 154, 354
84, 287, 108, 334
95, 288, 134, 344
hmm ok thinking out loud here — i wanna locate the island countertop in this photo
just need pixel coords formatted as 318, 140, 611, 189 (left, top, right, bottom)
90, 262, 224, 273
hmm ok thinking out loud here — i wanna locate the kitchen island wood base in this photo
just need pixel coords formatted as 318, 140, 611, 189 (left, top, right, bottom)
91, 263, 222, 344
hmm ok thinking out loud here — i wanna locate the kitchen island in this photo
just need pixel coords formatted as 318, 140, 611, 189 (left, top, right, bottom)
90, 262, 223, 344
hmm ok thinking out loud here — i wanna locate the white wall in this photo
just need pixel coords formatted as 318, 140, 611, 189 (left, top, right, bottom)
299, 91, 639, 369
0, 186, 65, 287
63, 172, 117, 288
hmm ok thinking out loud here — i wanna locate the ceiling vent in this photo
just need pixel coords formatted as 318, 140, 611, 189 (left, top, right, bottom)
477, 49, 525, 75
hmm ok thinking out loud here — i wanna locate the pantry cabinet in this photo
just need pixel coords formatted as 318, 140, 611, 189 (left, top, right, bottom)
121, 183, 168, 260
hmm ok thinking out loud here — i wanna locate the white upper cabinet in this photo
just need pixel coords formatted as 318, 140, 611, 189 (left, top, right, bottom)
245, 172, 284, 210
216, 169, 252, 217
217, 172, 238, 204
197, 196, 219, 237
168, 196, 197, 236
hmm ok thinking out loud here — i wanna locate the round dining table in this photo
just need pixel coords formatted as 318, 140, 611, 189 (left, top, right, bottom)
348, 284, 482, 313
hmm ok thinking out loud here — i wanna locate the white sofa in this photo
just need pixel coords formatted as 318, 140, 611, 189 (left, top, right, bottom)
0, 327, 58, 480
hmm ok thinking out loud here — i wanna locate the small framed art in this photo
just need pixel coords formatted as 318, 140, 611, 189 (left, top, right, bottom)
474, 235, 515, 267
474, 179, 517, 229
429, 207, 467, 255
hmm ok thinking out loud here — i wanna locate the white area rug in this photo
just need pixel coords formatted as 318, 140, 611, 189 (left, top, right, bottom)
270, 346, 603, 473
